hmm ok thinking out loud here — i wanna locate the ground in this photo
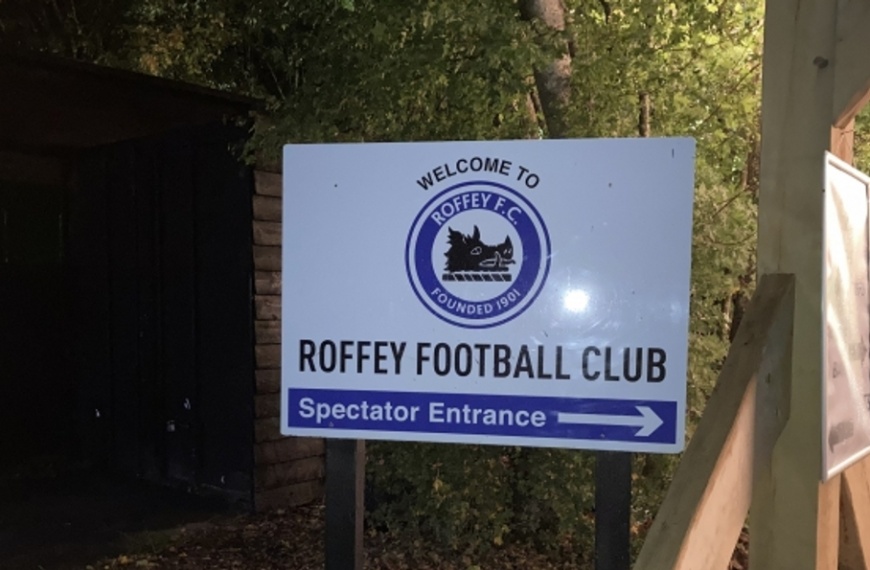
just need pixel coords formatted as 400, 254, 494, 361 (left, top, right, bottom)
0, 459, 750, 570
83, 506, 751, 570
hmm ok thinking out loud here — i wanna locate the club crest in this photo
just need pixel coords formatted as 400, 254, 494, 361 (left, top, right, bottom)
405, 180, 550, 328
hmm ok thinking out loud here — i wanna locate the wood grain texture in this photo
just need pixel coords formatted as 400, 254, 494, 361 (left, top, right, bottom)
255, 456, 324, 490
753, 1, 846, 567
254, 170, 282, 196
253, 246, 281, 271
840, 457, 870, 569
252, 195, 281, 221
253, 221, 282, 246
634, 275, 794, 570
255, 438, 325, 465
255, 320, 280, 344
254, 393, 280, 419
255, 295, 281, 320
255, 345, 280, 369
255, 479, 324, 511
256, 369, 281, 394
254, 271, 281, 295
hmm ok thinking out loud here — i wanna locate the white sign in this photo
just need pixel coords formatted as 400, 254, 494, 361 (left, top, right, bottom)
823, 152, 870, 480
281, 139, 695, 453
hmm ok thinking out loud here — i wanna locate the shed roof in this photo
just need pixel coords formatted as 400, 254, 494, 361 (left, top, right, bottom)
0, 50, 260, 153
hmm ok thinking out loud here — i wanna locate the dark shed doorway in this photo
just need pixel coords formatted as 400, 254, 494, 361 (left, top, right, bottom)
0, 180, 69, 458
70, 124, 255, 496
0, 51, 259, 503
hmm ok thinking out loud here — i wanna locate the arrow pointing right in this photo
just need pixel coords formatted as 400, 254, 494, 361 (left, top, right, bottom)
557, 405, 664, 437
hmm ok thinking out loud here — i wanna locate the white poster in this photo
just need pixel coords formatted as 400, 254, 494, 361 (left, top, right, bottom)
823, 152, 870, 480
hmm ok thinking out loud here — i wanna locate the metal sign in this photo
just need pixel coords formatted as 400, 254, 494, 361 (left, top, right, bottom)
281, 139, 695, 453
823, 152, 870, 480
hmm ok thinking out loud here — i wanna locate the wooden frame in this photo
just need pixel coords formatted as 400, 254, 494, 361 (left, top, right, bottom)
635, 1, 870, 568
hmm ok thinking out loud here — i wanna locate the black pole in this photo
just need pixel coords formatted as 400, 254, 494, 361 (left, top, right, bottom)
594, 450, 632, 570
594, 91, 647, 570
325, 439, 365, 570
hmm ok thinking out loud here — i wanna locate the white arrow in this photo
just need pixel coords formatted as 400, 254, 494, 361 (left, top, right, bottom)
557, 406, 663, 437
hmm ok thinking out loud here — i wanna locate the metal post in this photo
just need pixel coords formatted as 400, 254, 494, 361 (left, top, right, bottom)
595, 450, 632, 570
325, 438, 365, 570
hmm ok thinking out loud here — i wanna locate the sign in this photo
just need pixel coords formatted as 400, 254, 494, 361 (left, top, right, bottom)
823, 152, 870, 480
281, 139, 695, 453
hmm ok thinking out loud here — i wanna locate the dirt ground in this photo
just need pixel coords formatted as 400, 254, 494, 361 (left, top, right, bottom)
81, 506, 750, 570
0, 459, 750, 570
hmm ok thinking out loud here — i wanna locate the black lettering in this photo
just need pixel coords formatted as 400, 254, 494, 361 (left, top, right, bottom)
391, 342, 406, 375
416, 172, 434, 190
483, 157, 500, 173
582, 347, 600, 380
516, 165, 529, 181
300, 339, 317, 372
373, 341, 388, 374
536, 346, 552, 379
526, 174, 539, 188
445, 161, 456, 177
433, 343, 451, 376
433, 166, 446, 181
623, 347, 642, 382
555, 346, 570, 380
356, 340, 371, 373
648, 348, 667, 382
416, 342, 431, 375
494, 344, 511, 377
340, 340, 354, 373
604, 347, 619, 381
455, 343, 473, 377
320, 340, 336, 372
475, 344, 490, 376
513, 345, 534, 378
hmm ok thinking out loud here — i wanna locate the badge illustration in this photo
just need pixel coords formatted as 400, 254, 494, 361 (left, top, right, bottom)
405, 180, 551, 328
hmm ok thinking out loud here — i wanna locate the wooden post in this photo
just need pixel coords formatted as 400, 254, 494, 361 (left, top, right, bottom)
633, 274, 794, 570
325, 439, 365, 570
753, 1, 870, 567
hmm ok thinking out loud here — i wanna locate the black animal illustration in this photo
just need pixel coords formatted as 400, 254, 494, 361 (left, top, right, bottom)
444, 225, 515, 273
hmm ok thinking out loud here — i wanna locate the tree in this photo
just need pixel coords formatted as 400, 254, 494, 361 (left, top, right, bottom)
519, 0, 573, 137
1, 0, 764, 562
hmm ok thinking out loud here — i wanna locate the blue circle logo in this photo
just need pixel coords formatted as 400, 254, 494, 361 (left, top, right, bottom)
405, 180, 551, 328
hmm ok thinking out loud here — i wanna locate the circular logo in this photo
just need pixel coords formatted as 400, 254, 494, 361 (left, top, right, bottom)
405, 180, 551, 328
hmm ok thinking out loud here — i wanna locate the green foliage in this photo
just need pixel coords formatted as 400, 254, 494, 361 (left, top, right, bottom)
367, 443, 596, 561
1, 0, 763, 563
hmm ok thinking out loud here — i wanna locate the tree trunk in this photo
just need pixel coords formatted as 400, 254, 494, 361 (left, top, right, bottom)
519, 0, 572, 138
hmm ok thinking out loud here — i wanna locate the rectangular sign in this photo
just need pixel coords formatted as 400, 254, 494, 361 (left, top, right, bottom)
823, 152, 870, 480
281, 139, 695, 453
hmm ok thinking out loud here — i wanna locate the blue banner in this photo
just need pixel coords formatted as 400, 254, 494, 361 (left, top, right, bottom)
287, 388, 677, 444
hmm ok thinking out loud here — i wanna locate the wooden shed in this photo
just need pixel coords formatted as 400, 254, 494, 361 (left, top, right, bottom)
0, 50, 322, 509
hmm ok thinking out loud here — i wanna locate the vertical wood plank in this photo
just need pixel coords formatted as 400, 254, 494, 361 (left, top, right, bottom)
107, 143, 141, 476
832, 0, 870, 127
69, 151, 113, 464
754, 1, 840, 567
840, 457, 870, 569
160, 133, 199, 485
193, 125, 255, 495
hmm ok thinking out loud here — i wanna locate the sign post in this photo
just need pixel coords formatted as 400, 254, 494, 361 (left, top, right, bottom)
281, 138, 695, 562
324, 439, 364, 570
